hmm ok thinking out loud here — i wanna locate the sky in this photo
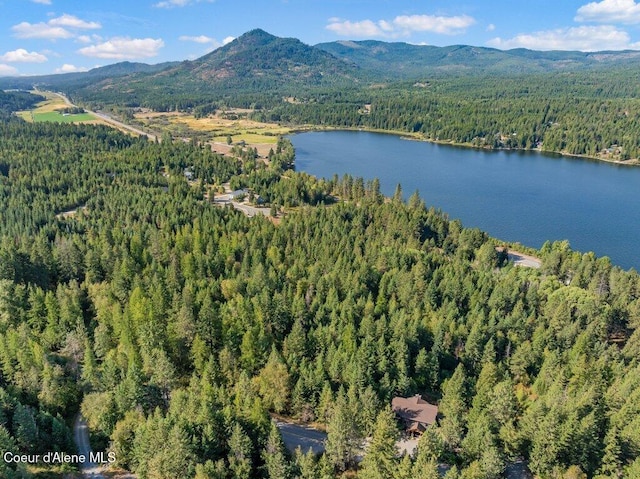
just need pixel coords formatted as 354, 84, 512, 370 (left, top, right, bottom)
2, 0, 640, 76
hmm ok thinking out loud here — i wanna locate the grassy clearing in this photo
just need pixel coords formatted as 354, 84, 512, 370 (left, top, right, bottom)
33, 90, 67, 112
17, 91, 97, 124
24, 111, 96, 123
135, 111, 291, 145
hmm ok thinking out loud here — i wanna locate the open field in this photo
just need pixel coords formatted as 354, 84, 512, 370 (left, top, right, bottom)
135, 110, 291, 154
17, 90, 98, 124
20, 111, 96, 123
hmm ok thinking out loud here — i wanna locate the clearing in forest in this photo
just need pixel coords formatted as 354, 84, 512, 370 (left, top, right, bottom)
135, 109, 291, 151
17, 90, 98, 124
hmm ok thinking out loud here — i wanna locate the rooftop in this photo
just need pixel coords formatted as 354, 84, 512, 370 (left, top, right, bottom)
391, 395, 438, 427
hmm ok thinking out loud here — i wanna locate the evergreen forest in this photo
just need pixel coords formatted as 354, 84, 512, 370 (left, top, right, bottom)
0, 84, 639, 479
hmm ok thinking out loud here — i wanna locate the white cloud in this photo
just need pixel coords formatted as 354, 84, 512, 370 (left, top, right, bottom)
12, 14, 100, 41
76, 35, 92, 43
154, 0, 214, 8
55, 64, 88, 73
487, 25, 640, 51
78, 37, 164, 59
326, 14, 476, 38
31, 0, 52, 4
179, 34, 234, 48
49, 14, 101, 30
1, 49, 48, 63
12, 22, 73, 40
0, 64, 19, 76
327, 20, 385, 37
486, 24, 496, 32
393, 14, 476, 35
155, 0, 189, 6
41, 49, 59, 58
179, 35, 215, 44
576, 0, 640, 24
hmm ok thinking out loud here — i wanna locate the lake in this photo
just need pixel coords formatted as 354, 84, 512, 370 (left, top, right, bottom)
291, 131, 640, 270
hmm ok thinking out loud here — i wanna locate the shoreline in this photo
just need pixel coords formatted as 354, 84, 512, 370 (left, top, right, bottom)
286, 125, 640, 167
288, 128, 638, 271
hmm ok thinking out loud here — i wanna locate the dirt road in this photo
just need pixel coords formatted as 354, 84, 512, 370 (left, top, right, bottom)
506, 251, 541, 268
74, 414, 104, 478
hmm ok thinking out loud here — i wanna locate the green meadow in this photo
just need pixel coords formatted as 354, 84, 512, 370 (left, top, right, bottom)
19, 110, 96, 123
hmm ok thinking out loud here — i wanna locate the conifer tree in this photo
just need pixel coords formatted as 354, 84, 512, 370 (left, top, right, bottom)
358, 407, 399, 479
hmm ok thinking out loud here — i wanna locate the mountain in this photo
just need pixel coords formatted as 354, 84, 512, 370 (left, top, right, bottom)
49, 29, 364, 109
74, 29, 361, 104
182, 29, 359, 84
6, 29, 640, 108
315, 39, 640, 77
0, 61, 178, 91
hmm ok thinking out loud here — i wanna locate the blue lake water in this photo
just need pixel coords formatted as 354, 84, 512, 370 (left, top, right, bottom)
291, 131, 640, 270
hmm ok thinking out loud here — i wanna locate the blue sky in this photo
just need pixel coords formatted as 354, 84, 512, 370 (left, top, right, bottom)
2, 0, 640, 76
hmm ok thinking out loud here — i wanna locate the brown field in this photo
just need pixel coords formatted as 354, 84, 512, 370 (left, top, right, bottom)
29, 90, 68, 112
134, 109, 291, 155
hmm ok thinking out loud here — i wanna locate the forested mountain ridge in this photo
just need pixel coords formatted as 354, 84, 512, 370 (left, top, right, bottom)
185, 29, 360, 84
4, 30, 640, 161
0, 91, 639, 478
58, 29, 362, 110
315, 39, 640, 77
6, 29, 640, 92
0, 61, 179, 92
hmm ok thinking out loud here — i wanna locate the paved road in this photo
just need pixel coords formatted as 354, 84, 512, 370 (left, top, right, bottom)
507, 252, 541, 268
496, 247, 541, 268
505, 460, 533, 479
213, 194, 272, 218
276, 421, 327, 454
74, 414, 105, 478
229, 201, 271, 217
91, 110, 157, 141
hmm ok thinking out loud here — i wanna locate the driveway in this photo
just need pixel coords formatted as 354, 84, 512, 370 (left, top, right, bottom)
275, 421, 327, 455
74, 414, 104, 478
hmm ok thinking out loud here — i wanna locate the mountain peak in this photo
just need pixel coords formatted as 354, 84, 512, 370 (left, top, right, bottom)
233, 28, 278, 46
175, 29, 358, 88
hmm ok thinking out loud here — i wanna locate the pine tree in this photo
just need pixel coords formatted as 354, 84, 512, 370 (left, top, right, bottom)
228, 422, 253, 479
358, 407, 399, 479
439, 364, 468, 449
294, 447, 318, 479
262, 422, 291, 479
255, 348, 291, 413
325, 389, 360, 472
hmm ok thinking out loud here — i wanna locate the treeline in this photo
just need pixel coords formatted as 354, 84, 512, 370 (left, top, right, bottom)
65, 66, 640, 160
56, 107, 85, 115
0, 91, 43, 119
0, 97, 639, 478
228, 136, 333, 208
258, 74, 640, 160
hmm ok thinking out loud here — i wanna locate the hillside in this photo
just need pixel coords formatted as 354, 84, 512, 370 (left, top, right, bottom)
67, 29, 362, 108
0, 61, 178, 92
316, 39, 640, 77
5, 30, 640, 108
1, 91, 639, 478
